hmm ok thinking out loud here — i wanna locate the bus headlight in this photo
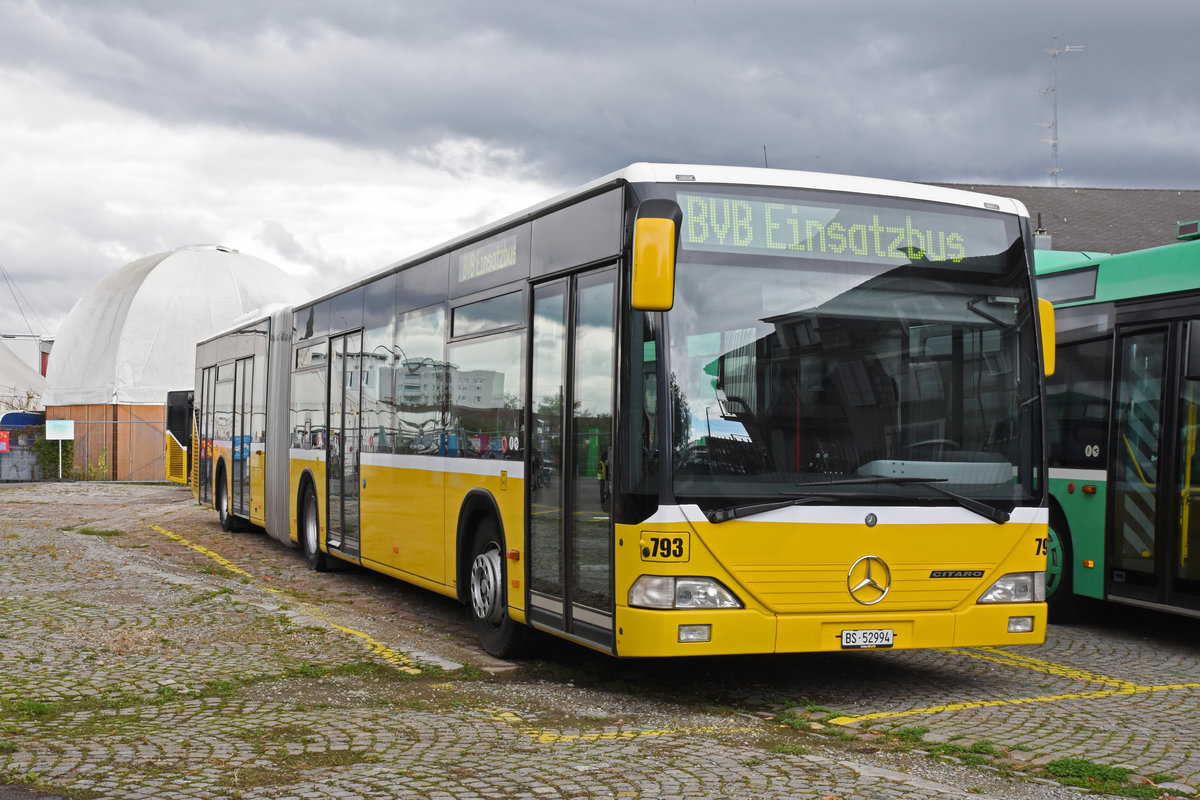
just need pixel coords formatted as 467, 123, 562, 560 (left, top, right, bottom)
978, 572, 1045, 603
629, 576, 743, 609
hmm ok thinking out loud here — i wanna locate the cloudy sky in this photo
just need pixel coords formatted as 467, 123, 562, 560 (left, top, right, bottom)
2, 0, 1198, 338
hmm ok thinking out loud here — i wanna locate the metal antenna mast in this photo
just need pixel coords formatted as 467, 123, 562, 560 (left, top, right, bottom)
1039, 37, 1084, 187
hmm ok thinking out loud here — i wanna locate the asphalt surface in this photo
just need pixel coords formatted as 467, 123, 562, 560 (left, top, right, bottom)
1, 482, 1198, 799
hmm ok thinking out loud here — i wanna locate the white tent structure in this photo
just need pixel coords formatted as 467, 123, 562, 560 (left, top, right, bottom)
0, 339, 44, 411
44, 245, 309, 480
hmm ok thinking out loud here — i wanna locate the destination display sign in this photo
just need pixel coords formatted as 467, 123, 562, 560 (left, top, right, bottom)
678, 190, 1015, 268
458, 233, 519, 282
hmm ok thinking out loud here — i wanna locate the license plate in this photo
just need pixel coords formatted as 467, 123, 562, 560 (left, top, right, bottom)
841, 628, 894, 649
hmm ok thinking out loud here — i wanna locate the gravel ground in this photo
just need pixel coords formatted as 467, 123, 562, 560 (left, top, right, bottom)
0, 481, 1192, 800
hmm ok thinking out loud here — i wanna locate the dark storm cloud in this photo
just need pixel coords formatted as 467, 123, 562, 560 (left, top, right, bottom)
2, 0, 1199, 338
6, 0, 1199, 187
0, 0, 1129, 184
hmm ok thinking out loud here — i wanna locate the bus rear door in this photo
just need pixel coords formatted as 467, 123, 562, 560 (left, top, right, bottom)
327, 331, 363, 560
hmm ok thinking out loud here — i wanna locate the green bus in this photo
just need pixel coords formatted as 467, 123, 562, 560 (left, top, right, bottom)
1036, 223, 1200, 620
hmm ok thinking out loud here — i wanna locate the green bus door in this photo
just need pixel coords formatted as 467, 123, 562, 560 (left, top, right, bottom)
1112, 323, 1200, 611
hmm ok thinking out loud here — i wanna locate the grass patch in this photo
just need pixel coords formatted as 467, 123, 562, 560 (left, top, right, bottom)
74, 527, 123, 538
284, 660, 423, 682
235, 722, 316, 745
1042, 758, 1165, 799
222, 748, 375, 789
3, 699, 57, 719
927, 740, 1000, 763
772, 742, 809, 756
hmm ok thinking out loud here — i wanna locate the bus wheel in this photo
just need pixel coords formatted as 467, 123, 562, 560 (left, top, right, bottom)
217, 472, 234, 532
468, 517, 525, 658
301, 483, 328, 572
1046, 512, 1083, 623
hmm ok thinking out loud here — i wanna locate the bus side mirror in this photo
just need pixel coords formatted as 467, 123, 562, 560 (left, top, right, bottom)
1187, 320, 1200, 380
1038, 297, 1056, 377
632, 199, 682, 311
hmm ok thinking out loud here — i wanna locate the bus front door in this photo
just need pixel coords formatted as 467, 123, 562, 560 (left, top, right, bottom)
1111, 323, 1200, 611
327, 331, 363, 560
528, 268, 616, 651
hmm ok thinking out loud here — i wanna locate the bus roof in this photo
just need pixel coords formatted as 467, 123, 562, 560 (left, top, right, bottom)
196, 303, 294, 348
607, 163, 1030, 217
1034, 238, 1200, 306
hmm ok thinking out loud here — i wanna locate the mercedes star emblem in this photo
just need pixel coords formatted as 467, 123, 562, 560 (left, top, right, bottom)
847, 555, 891, 605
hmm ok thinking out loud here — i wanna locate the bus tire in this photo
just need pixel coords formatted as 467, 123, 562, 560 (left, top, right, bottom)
1046, 509, 1084, 623
301, 483, 328, 572
468, 516, 525, 658
216, 469, 234, 532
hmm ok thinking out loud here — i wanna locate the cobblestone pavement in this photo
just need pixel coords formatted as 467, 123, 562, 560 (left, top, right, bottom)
1, 482, 1198, 799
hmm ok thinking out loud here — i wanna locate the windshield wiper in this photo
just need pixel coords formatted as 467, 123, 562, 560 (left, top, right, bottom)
707, 494, 827, 524
707, 477, 1011, 525
791, 476, 1011, 525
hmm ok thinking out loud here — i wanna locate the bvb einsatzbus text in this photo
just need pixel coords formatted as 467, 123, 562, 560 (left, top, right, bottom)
681, 192, 969, 263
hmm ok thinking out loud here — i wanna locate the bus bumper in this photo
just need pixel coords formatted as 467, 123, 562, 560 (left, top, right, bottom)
612, 603, 1046, 657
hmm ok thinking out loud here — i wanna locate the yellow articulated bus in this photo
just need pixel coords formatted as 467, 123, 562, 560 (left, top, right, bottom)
195, 163, 1054, 658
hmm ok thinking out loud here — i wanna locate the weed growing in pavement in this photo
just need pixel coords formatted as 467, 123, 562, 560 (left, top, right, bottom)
202, 679, 239, 698
187, 587, 231, 604
1148, 772, 1181, 784
0, 741, 17, 753
772, 742, 809, 756
197, 565, 241, 580
774, 697, 842, 729
234, 722, 316, 745
890, 725, 930, 744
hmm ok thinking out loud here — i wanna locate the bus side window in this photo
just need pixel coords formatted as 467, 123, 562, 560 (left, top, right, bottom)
1047, 338, 1110, 468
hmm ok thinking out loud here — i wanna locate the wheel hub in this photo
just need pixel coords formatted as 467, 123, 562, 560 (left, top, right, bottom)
471, 546, 504, 626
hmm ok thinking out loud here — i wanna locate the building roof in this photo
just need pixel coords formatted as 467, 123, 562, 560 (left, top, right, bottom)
44, 245, 309, 407
936, 184, 1200, 253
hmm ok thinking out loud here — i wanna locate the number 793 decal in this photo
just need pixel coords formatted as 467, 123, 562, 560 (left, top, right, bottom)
640, 533, 690, 562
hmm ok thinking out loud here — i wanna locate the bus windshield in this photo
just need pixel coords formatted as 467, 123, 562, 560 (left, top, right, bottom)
652, 185, 1041, 511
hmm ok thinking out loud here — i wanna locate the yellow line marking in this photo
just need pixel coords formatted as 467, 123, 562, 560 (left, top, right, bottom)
829, 646, 1200, 725
150, 525, 268, 585
961, 646, 1146, 690
148, 524, 422, 675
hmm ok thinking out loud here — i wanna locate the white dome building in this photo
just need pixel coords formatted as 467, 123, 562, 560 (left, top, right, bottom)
45, 245, 309, 480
